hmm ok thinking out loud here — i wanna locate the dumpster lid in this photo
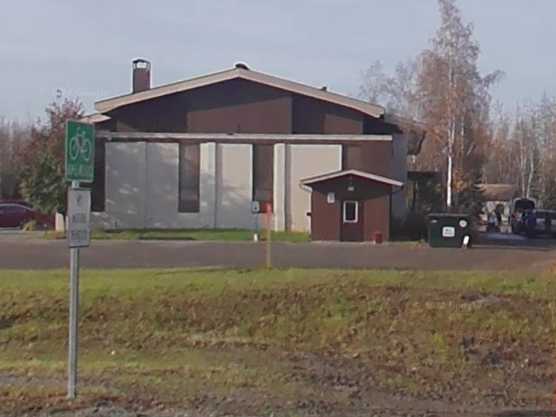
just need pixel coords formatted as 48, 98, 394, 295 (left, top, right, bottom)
428, 213, 470, 218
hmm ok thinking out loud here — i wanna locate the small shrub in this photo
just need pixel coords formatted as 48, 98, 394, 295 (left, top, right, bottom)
409, 212, 428, 241
22, 220, 39, 231
392, 212, 428, 241
22, 220, 51, 231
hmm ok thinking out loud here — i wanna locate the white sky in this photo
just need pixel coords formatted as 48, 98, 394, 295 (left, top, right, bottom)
1, 0, 554, 121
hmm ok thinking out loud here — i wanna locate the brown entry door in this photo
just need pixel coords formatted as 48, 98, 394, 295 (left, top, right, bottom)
341, 200, 364, 242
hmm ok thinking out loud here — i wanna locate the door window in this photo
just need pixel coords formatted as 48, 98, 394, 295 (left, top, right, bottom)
343, 201, 358, 223
6, 205, 28, 215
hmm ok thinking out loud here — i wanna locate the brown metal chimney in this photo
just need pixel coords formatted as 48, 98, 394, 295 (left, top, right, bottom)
132, 58, 151, 93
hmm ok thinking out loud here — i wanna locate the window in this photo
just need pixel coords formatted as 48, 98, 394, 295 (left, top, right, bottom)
343, 201, 358, 223
178, 143, 200, 212
5, 204, 28, 215
91, 139, 105, 212
252, 144, 274, 210
342, 144, 362, 170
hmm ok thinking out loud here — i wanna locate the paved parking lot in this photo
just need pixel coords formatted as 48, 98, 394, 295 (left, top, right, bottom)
0, 232, 555, 271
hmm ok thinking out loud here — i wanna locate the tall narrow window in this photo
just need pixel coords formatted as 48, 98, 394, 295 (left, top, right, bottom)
252, 144, 274, 210
178, 143, 200, 213
343, 201, 359, 223
91, 139, 105, 212
342, 144, 363, 170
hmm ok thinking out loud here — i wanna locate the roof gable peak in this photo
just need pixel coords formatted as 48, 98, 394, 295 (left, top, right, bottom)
95, 66, 384, 118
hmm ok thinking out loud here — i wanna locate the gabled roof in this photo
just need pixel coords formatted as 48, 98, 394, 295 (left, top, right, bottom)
301, 169, 403, 188
477, 183, 517, 202
80, 113, 111, 124
95, 66, 385, 118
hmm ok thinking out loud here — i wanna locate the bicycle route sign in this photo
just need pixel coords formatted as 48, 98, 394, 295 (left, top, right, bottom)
65, 120, 95, 183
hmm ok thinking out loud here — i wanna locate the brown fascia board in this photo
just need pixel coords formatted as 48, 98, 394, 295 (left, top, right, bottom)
95, 67, 385, 118
301, 169, 404, 188
96, 131, 392, 144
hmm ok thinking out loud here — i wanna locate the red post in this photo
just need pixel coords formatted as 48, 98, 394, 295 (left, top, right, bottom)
373, 231, 383, 245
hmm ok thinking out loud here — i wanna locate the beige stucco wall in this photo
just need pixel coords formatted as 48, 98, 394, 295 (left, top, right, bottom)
145, 142, 217, 229
93, 141, 343, 233
273, 144, 287, 231
92, 142, 147, 229
92, 142, 217, 229
215, 144, 254, 229
287, 144, 342, 232
145, 143, 179, 228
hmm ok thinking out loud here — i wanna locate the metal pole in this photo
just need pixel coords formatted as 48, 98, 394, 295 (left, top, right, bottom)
67, 180, 80, 399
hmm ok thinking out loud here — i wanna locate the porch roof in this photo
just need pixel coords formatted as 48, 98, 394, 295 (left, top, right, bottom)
300, 169, 404, 188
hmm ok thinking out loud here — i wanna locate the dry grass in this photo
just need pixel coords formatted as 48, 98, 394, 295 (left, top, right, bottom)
2, 268, 556, 416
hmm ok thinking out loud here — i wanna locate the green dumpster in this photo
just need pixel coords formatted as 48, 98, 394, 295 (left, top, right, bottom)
428, 213, 473, 248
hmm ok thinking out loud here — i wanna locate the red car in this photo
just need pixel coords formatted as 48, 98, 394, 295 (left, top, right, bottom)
0, 202, 54, 229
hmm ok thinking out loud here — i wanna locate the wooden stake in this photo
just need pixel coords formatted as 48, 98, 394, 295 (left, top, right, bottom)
265, 204, 272, 269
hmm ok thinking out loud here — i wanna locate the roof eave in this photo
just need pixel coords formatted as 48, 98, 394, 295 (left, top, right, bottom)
301, 169, 403, 188
95, 67, 385, 118
80, 113, 111, 124
95, 68, 239, 113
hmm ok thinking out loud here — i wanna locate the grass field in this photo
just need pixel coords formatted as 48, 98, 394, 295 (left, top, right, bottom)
44, 228, 311, 243
2, 268, 556, 416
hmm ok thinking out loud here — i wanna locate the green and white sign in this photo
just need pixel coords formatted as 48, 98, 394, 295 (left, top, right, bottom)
65, 120, 95, 182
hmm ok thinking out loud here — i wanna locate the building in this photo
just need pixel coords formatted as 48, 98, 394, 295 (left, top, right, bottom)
477, 183, 518, 228
301, 170, 402, 241
83, 60, 425, 241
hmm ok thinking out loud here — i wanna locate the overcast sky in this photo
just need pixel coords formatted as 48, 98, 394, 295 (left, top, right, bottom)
1, 0, 554, 121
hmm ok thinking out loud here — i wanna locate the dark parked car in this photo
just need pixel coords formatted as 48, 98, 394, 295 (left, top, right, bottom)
511, 209, 556, 238
529, 209, 556, 237
0, 202, 53, 229
510, 198, 536, 234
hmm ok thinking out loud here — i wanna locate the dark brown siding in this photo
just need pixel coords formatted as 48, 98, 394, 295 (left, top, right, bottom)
96, 118, 117, 131
310, 176, 391, 241
362, 142, 392, 177
104, 79, 402, 141
310, 191, 341, 241
364, 116, 400, 135
178, 144, 200, 212
362, 185, 391, 241
342, 145, 363, 171
342, 142, 392, 177
252, 144, 274, 208
107, 80, 292, 135
292, 95, 364, 134
187, 79, 292, 133
109, 93, 188, 132
91, 138, 105, 212
338, 115, 397, 176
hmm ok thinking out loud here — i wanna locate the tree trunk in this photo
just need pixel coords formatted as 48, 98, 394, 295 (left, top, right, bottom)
447, 153, 453, 209
446, 118, 455, 209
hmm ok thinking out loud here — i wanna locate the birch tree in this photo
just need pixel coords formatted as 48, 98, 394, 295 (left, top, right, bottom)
417, 0, 502, 209
359, 59, 418, 119
359, 0, 501, 212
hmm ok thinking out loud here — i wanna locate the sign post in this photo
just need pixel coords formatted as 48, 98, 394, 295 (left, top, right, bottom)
264, 202, 273, 269
65, 120, 94, 399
